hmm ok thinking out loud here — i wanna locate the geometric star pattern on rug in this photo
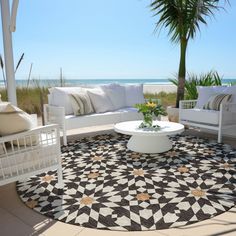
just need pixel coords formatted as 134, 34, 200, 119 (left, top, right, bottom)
25, 200, 38, 209
191, 189, 206, 197
80, 197, 94, 205
136, 193, 150, 201
41, 175, 54, 182
16, 134, 236, 231
93, 156, 103, 161
133, 169, 144, 176
87, 172, 99, 179
177, 166, 189, 173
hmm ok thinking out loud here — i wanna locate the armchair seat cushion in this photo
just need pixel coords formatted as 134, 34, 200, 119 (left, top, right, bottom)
181, 108, 235, 125
181, 108, 219, 125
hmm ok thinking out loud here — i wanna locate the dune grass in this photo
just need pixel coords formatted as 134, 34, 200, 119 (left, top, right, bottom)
144, 91, 176, 108
0, 87, 176, 115
0, 87, 49, 116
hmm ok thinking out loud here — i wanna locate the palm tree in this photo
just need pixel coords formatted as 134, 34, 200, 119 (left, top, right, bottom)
150, 0, 228, 108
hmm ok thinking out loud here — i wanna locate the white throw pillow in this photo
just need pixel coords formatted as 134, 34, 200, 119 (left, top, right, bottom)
87, 88, 114, 113
222, 85, 236, 103
196, 86, 226, 109
0, 103, 34, 136
124, 84, 145, 107
101, 83, 126, 110
49, 87, 85, 115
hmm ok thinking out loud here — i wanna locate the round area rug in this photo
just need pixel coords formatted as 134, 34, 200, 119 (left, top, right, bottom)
17, 134, 236, 231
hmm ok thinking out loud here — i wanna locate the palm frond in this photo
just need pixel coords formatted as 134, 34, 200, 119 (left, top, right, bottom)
150, 0, 228, 42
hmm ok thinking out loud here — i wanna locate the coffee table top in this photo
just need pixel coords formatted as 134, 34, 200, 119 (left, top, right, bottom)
114, 120, 184, 137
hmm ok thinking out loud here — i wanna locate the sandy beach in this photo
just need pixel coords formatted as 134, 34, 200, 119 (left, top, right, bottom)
143, 84, 177, 94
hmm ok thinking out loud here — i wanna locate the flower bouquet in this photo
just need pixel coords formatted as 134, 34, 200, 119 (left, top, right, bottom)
135, 99, 167, 129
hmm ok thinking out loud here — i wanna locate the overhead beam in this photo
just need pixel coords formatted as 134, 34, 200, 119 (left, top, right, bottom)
0, 0, 17, 105
10, 0, 19, 32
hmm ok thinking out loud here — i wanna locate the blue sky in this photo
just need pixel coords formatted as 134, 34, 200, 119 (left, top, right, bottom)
1, 0, 236, 80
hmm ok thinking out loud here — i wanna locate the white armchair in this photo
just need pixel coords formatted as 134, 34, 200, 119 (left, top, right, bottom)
0, 124, 63, 187
179, 100, 236, 143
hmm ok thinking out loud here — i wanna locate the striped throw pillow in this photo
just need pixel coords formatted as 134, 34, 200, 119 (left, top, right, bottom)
203, 94, 232, 110
69, 93, 94, 116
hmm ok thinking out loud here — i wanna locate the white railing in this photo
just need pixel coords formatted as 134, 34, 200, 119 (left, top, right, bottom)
179, 100, 197, 109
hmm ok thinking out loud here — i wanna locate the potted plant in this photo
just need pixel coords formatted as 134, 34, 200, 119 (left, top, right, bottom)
135, 100, 166, 129
150, 1, 227, 121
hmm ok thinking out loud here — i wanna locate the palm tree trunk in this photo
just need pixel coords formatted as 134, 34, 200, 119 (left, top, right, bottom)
176, 38, 187, 108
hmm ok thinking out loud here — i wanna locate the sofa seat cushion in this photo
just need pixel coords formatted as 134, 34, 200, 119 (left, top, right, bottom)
64, 107, 142, 130
117, 107, 139, 112
181, 108, 219, 125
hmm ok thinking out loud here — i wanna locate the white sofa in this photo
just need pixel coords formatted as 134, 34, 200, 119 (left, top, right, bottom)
44, 84, 145, 145
179, 86, 236, 142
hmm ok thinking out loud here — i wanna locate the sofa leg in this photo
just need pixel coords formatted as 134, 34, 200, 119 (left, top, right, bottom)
218, 105, 223, 143
63, 133, 67, 146
56, 165, 64, 189
218, 130, 222, 143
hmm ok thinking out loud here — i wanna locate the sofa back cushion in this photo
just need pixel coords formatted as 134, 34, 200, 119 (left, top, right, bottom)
101, 83, 126, 110
196, 86, 226, 109
87, 88, 114, 113
49, 83, 146, 114
124, 84, 145, 107
49, 87, 87, 115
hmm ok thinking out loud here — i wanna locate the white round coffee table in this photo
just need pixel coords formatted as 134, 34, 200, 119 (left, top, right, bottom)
114, 121, 184, 154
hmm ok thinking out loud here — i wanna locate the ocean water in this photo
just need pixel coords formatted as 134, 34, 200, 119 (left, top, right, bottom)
0, 78, 236, 87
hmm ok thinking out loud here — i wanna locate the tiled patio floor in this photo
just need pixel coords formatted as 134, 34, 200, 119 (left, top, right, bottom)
0, 125, 236, 236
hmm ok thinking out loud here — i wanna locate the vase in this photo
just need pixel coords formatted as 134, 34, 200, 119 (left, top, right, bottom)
143, 113, 153, 127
